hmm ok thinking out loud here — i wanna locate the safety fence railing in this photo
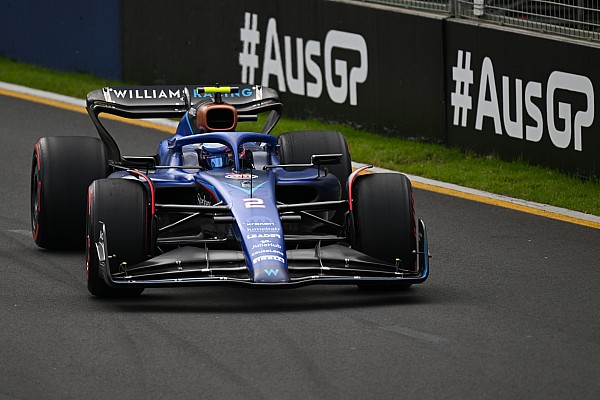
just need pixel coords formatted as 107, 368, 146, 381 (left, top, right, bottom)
456, 0, 600, 41
358, 0, 600, 41
357, 0, 451, 13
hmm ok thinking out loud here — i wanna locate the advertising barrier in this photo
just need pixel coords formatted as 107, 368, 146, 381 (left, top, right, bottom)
122, 0, 447, 141
445, 20, 599, 176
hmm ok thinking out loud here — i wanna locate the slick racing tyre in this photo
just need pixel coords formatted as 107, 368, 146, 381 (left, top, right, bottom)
86, 179, 147, 298
31, 136, 108, 249
351, 173, 417, 290
278, 130, 352, 200
278, 130, 351, 223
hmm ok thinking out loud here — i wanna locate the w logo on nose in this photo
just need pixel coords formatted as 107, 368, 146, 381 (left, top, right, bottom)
264, 268, 279, 276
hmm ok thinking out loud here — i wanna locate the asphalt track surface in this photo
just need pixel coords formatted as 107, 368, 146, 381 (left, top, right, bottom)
1, 93, 599, 400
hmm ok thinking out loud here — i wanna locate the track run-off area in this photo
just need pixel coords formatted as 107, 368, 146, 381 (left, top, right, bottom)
1, 84, 599, 400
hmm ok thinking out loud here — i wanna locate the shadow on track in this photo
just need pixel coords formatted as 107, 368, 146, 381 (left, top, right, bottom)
87, 284, 446, 314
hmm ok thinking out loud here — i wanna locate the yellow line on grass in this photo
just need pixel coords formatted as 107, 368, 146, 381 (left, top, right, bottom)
410, 181, 600, 229
2, 87, 598, 229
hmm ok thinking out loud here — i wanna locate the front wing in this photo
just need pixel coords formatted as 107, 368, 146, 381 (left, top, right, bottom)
96, 219, 430, 288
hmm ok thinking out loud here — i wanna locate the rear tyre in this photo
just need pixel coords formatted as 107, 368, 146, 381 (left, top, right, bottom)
351, 173, 417, 290
278, 130, 352, 223
86, 179, 147, 298
31, 136, 108, 249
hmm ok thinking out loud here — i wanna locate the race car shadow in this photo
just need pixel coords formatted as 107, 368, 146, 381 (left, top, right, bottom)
95, 284, 442, 314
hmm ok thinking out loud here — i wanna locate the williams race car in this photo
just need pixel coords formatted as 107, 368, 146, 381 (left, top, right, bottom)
31, 84, 429, 297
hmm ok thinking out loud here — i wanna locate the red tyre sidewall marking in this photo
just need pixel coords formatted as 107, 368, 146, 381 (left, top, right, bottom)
128, 171, 155, 253
347, 165, 372, 212
128, 171, 155, 215
86, 185, 93, 282
32, 143, 41, 241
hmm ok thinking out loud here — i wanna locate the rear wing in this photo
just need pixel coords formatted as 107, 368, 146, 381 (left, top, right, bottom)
86, 84, 283, 162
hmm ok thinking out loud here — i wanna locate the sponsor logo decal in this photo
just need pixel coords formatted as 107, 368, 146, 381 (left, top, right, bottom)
193, 87, 254, 98
105, 87, 256, 102
253, 255, 285, 265
245, 219, 280, 233
239, 12, 369, 106
450, 49, 594, 151
225, 173, 259, 179
251, 241, 282, 250
246, 217, 274, 225
251, 249, 284, 257
264, 268, 280, 276
108, 88, 183, 100
247, 233, 281, 239
197, 194, 213, 206
246, 226, 280, 233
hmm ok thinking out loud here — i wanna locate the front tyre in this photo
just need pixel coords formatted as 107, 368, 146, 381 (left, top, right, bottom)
351, 173, 417, 290
86, 179, 147, 297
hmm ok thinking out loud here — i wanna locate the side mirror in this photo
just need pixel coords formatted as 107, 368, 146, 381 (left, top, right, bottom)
263, 153, 342, 174
310, 153, 342, 166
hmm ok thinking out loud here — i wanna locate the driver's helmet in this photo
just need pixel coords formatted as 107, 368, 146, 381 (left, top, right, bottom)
198, 142, 234, 169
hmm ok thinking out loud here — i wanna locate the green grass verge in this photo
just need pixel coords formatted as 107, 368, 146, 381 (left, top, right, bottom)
1, 56, 599, 216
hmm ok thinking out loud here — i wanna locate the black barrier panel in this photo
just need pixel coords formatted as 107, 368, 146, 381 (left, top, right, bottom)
0, 0, 121, 79
122, 0, 446, 141
445, 20, 599, 177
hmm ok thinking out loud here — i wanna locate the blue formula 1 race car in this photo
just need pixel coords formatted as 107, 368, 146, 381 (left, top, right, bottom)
31, 84, 429, 297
